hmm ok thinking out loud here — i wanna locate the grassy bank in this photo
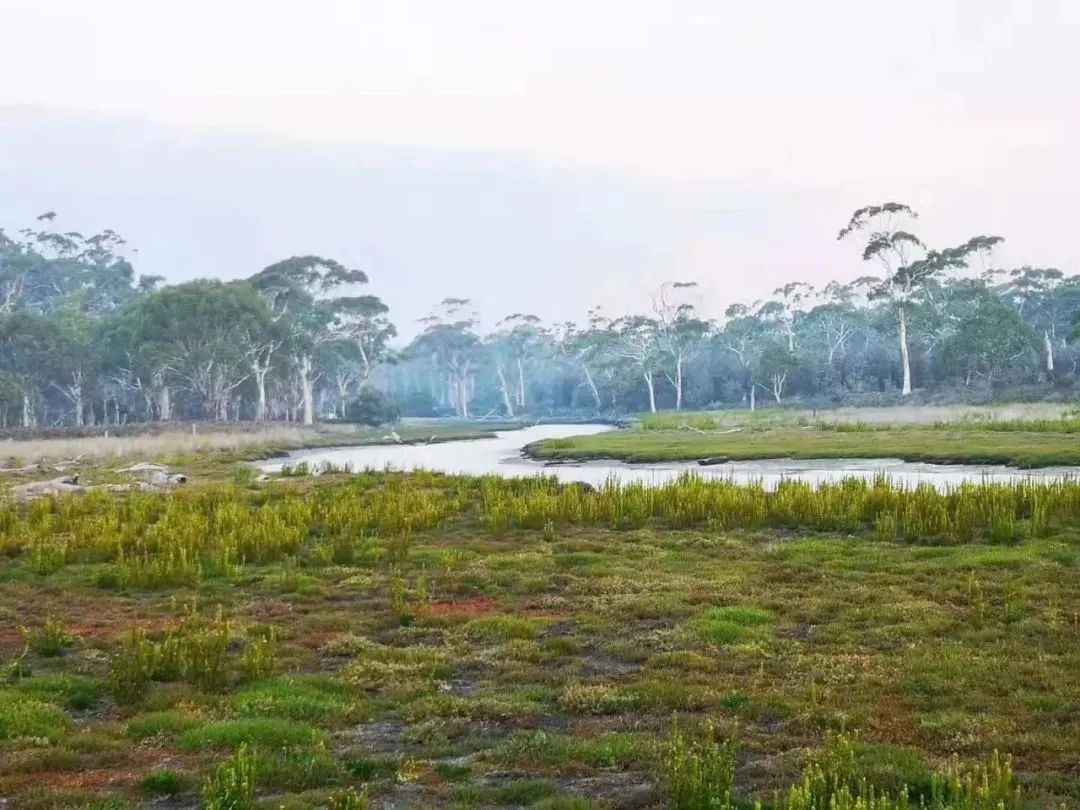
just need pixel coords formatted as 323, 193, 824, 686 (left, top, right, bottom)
528, 425, 1080, 467
0, 471, 1078, 807
0, 420, 518, 471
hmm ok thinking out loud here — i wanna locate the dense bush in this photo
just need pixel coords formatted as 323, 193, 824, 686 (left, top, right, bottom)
343, 388, 401, 426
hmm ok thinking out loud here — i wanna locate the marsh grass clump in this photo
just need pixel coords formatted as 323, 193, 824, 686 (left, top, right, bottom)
0, 690, 69, 742
202, 743, 257, 810
689, 606, 773, 646
107, 607, 256, 703
777, 733, 1021, 810
328, 787, 370, 810
27, 616, 77, 657
665, 719, 737, 810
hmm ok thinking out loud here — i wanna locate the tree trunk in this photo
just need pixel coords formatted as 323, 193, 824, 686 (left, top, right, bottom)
299, 355, 315, 425
457, 375, 470, 419
674, 355, 684, 411
749, 383, 756, 412
72, 380, 84, 427
1044, 330, 1055, 375
581, 363, 602, 409
157, 385, 172, 422
644, 372, 656, 413
898, 306, 912, 396
516, 357, 526, 410
22, 391, 34, 428
495, 366, 516, 417
253, 367, 269, 421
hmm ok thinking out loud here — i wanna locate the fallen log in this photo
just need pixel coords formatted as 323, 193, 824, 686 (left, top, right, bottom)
11, 474, 83, 500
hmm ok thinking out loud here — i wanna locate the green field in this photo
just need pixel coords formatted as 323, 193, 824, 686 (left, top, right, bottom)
1, 460, 1079, 808
528, 409, 1080, 468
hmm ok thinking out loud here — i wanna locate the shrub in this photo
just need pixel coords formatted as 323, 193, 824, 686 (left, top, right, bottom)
15, 674, 104, 711
0, 690, 69, 742
28, 617, 77, 657
107, 628, 157, 705
343, 388, 400, 427
202, 743, 257, 810
328, 787, 370, 810
140, 769, 192, 796
665, 719, 737, 810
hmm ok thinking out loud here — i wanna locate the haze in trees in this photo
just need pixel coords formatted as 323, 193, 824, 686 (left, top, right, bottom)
0, 207, 1075, 428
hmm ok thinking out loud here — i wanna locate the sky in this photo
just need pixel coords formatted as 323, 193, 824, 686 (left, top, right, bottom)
1, 0, 1078, 332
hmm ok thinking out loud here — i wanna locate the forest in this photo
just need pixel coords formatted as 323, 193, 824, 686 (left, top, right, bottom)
2, 202, 1079, 429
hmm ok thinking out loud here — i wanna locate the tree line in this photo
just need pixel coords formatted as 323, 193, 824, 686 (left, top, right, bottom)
2, 203, 1078, 428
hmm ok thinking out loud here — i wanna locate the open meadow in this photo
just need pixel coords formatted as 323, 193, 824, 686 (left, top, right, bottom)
1, 425, 1079, 809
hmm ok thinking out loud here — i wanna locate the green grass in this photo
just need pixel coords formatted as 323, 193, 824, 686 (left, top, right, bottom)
529, 424, 1080, 467
232, 676, 363, 723
177, 718, 325, 750
0, 690, 69, 742
688, 606, 774, 645
1, 458, 1079, 808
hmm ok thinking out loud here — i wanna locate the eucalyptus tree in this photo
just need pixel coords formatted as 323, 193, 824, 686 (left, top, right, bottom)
804, 282, 864, 388
608, 315, 663, 412
407, 299, 481, 418
652, 282, 711, 410
249, 256, 370, 424
0, 311, 53, 426
45, 311, 100, 426
758, 281, 813, 353
718, 302, 768, 410
939, 298, 1035, 386
328, 295, 397, 389
127, 280, 272, 421
1004, 268, 1080, 377
552, 310, 613, 410
838, 202, 1003, 395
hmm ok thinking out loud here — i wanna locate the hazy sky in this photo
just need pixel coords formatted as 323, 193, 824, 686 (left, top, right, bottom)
1, 0, 1078, 330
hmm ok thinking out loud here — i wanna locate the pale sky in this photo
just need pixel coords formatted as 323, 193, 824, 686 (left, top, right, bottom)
1, 0, 1078, 329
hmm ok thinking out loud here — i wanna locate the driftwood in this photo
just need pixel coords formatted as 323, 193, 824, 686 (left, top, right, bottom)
0, 454, 86, 475
11, 474, 82, 500
117, 462, 169, 474
676, 425, 743, 435
7, 461, 190, 501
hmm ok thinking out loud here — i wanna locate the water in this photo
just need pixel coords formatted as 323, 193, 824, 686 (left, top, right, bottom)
262, 424, 1080, 489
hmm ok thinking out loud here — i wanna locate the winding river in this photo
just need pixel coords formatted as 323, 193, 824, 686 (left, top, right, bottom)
262, 424, 1079, 489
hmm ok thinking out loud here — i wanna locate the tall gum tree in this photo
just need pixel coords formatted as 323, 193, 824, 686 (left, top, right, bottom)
250, 256, 370, 424
838, 202, 1002, 396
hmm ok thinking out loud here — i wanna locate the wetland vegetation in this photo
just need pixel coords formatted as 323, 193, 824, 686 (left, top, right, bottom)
1, 447, 1078, 808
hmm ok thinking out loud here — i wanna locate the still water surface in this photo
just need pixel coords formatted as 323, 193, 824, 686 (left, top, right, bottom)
262, 424, 1079, 489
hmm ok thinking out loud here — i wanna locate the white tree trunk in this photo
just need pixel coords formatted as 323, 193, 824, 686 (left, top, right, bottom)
457, 375, 470, 419
495, 366, 516, 417
674, 355, 684, 411
299, 355, 315, 425
749, 384, 756, 412
22, 391, 34, 428
72, 382, 84, 427
253, 367, 269, 421
157, 386, 172, 421
1044, 330, 1055, 375
581, 363, 602, 409
898, 306, 912, 396
644, 372, 657, 413
516, 357, 526, 409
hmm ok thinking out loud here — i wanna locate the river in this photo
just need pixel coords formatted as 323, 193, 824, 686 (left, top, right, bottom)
260, 424, 1079, 489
